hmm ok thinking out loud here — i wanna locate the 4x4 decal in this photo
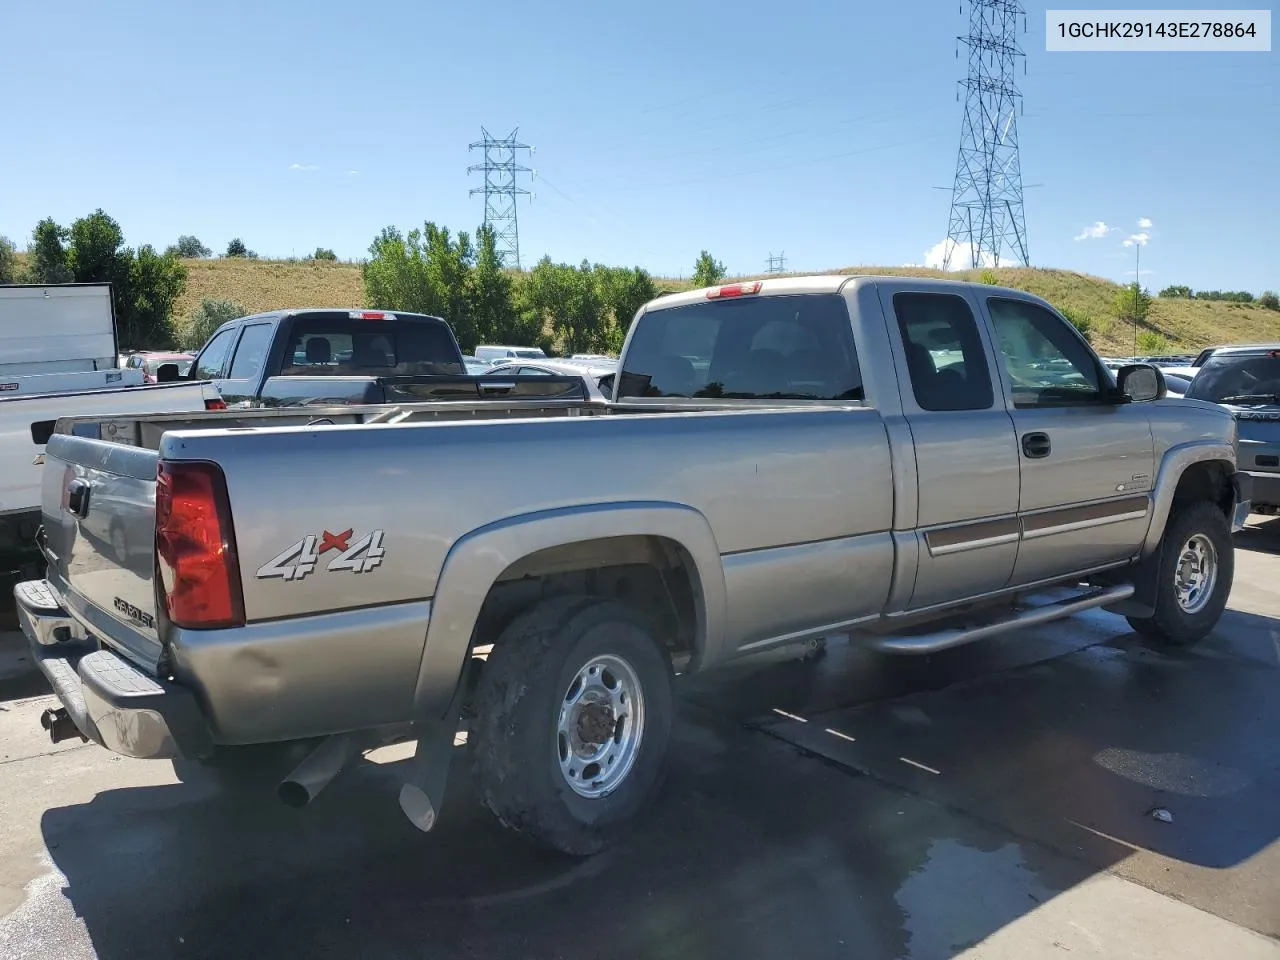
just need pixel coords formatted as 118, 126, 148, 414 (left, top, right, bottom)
256, 529, 386, 581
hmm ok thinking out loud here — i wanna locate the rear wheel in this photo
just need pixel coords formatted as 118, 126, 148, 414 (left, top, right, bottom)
469, 596, 674, 856
1126, 500, 1233, 646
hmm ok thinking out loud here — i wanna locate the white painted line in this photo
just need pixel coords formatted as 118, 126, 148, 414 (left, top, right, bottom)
899, 756, 941, 775
824, 727, 856, 743
771, 708, 807, 723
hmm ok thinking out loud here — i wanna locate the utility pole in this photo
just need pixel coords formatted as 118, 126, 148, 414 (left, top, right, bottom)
468, 128, 534, 269
765, 252, 787, 274
943, 0, 1030, 271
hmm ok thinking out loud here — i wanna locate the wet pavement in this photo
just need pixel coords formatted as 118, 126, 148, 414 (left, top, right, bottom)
1, 517, 1278, 959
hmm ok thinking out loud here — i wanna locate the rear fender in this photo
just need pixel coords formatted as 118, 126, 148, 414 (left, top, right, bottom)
411, 501, 727, 721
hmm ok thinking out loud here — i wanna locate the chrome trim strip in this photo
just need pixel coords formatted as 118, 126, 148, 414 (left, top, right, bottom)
1020, 509, 1150, 541
927, 531, 1020, 557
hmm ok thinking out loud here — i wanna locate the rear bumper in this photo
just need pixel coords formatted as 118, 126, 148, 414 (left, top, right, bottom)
14, 579, 213, 760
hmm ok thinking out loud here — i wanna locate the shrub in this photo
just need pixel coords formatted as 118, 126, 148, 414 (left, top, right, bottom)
1136, 330, 1169, 355
1158, 285, 1192, 299
980, 269, 999, 285
313, 247, 338, 261
1259, 291, 1279, 312
183, 298, 247, 350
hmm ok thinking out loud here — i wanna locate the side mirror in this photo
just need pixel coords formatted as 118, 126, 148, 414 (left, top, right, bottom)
155, 363, 180, 383
1115, 363, 1165, 403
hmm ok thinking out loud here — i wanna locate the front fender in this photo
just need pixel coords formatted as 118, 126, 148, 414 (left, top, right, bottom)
1141, 438, 1237, 558
411, 500, 728, 721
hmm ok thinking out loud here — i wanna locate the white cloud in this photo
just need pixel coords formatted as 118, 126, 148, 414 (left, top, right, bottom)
346, 169, 360, 176
923, 238, 996, 271
1121, 232, 1150, 247
289, 163, 319, 171
1137, 217, 1153, 229
1074, 221, 1113, 241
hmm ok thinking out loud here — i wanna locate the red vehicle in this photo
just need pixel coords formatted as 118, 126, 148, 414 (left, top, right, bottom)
123, 351, 195, 383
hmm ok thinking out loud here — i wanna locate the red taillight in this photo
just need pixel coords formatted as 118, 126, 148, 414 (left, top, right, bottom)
706, 281, 762, 299
351, 310, 391, 320
155, 461, 244, 629
205, 397, 227, 411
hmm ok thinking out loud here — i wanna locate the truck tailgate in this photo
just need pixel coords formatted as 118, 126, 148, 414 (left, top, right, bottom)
40, 434, 163, 669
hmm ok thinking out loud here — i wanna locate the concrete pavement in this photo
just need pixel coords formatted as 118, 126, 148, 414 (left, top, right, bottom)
1, 517, 1277, 959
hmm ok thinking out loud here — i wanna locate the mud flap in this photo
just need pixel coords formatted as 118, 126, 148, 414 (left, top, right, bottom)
398, 719, 457, 833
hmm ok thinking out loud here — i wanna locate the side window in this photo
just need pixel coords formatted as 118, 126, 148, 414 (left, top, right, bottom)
519, 366, 550, 376
986, 298, 1104, 407
227, 324, 273, 380
891, 293, 994, 412
194, 328, 237, 380
617, 293, 863, 401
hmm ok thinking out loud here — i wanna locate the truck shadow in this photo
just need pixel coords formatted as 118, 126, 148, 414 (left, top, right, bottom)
37, 699, 1109, 960
32, 605, 1280, 956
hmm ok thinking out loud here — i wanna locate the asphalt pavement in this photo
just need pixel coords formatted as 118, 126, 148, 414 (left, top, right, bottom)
1, 518, 1278, 960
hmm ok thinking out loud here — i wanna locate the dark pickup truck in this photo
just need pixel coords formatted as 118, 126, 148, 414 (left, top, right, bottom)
187, 308, 586, 406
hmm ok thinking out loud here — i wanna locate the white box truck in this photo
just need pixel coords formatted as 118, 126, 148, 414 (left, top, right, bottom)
1, 283, 225, 618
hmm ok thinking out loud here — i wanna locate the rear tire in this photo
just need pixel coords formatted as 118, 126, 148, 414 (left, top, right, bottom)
1125, 500, 1233, 647
469, 596, 674, 857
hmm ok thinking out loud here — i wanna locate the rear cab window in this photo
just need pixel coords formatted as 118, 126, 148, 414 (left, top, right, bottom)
280, 315, 464, 377
891, 293, 994, 412
617, 293, 863, 401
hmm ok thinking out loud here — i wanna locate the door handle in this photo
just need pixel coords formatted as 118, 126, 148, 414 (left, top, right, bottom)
66, 478, 92, 519
1021, 431, 1052, 459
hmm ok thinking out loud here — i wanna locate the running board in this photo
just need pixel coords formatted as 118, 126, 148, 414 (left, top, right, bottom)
872, 583, 1135, 656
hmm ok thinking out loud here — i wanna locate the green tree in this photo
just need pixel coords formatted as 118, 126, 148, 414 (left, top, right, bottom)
1115, 282, 1152, 325
364, 226, 428, 312
127, 245, 185, 348
594, 265, 656, 352
1158, 284, 1192, 299
169, 235, 212, 258
466, 224, 529, 348
183, 298, 247, 350
25, 217, 73, 284
225, 238, 249, 258
312, 247, 338, 261
1259, 291, 1280, 312
0, 235, 16, 283
692, 250, 727, 288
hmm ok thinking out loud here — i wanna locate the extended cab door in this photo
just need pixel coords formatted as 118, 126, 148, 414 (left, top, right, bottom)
879, 284, 1021, 610
979, 296, 1155, 586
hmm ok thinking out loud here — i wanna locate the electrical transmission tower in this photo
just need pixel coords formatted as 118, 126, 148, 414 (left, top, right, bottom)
942, 0, 1029, 271
468, 127, 534, 269
765, 251, 787, 274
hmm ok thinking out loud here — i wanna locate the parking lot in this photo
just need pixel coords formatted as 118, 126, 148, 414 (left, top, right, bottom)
1, 518, 1277, 960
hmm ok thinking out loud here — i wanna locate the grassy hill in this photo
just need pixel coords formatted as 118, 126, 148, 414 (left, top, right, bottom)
40, 254, 1280, 357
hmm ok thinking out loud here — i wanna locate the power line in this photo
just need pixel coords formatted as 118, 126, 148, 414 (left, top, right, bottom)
467, 127, 534, 269
765, 252, 787, 274
943, 0, 1030, 271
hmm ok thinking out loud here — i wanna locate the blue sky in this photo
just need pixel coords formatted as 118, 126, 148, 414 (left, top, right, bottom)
1, 0, 1276, 291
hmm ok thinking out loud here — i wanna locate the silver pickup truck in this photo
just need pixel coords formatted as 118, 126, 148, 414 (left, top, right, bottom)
14, 275, 1251, 856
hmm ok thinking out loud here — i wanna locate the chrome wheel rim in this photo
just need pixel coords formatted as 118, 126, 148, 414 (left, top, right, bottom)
556, 653, 645, 799
1174, 533, 1217, 615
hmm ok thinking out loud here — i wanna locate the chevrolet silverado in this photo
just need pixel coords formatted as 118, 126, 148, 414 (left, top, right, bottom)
15, 275, 1250, 855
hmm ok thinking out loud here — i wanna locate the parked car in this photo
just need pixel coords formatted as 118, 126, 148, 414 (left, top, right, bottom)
485, 357, 617, 400
474, 344, 547, 363
461, 355, 492, 375
17, 275, 1249, 858
124, 351, 195, 383
185, 309, 588, 407
1182, 343, 1280, 514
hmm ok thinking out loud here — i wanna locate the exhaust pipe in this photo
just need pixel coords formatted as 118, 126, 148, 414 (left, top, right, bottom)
40, 707, 87, 745
277, 733, 365, 808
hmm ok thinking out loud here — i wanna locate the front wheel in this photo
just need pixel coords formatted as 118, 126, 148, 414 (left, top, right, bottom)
1126, 500, 1234, 646
469, 596, 674, 856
